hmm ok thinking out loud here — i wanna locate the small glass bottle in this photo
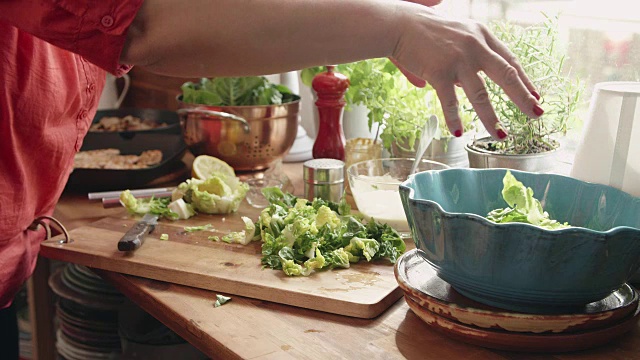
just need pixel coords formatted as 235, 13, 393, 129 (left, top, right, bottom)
312, 65, 350, 161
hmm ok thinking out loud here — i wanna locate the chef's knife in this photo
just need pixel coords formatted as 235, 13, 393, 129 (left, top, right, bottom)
118, 213, 159, 251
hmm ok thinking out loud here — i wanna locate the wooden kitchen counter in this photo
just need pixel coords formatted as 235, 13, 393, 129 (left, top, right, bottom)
48, 159, 640, 360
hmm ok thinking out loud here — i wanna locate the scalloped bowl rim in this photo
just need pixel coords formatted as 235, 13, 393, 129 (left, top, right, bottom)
400, 168, 640, 237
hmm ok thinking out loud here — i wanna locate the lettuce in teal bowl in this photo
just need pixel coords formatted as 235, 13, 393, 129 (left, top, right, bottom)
399, 168, 640, 314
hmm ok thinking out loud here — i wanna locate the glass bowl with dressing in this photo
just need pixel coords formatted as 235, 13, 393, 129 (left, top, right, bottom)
347, 158, 449, 237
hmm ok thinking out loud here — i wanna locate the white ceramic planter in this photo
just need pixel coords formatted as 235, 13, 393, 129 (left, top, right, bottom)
342, 104, 380, 140
391, 133, 472, 168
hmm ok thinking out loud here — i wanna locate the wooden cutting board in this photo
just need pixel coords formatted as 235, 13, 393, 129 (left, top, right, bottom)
40, 202, 414, 319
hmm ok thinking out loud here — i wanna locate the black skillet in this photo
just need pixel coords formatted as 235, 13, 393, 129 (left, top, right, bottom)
85, 108, 182, 140
65, 108, 187, 192
66, 134, 187, 192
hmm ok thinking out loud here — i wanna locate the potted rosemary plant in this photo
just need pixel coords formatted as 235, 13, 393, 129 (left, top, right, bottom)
465, 16, 584, 172
301, 59, 475, 167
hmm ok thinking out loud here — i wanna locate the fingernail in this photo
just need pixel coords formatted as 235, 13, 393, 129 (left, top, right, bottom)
497, 129, 508, 139
533, 104, 544, 116
531, 90, 541, 101
454, 129, 462, 138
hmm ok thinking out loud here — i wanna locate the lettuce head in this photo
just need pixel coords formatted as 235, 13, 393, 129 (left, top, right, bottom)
177, 174, 248, 214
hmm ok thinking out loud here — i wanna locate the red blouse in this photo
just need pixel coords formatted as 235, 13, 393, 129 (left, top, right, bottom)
0, 0, 143, 308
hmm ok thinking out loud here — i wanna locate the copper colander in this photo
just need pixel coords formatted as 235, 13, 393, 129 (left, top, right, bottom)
177, 96, 300, 171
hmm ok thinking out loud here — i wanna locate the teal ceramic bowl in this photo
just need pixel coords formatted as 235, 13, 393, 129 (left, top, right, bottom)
399, 168, 640, 314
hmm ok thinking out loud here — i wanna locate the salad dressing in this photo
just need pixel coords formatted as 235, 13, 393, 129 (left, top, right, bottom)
350, 174, 410, 234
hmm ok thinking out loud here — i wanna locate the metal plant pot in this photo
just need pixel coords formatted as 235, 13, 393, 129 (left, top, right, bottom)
465, 136, 558, 172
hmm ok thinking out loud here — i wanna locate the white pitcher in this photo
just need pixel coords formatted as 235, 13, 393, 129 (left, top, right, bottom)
571, 82, 640, 197
97, 73, 130, 110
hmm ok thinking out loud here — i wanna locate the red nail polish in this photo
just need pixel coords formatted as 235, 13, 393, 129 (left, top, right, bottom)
454, 130, 462, 137
533, 104, 544, 116
531, 90, 541, 101
497, 129, 508, 139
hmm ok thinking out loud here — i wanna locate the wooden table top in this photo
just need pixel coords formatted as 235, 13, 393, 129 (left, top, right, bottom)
51, 155, 640, 359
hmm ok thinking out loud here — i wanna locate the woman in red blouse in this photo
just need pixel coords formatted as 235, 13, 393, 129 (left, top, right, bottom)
0, 0, 543, 357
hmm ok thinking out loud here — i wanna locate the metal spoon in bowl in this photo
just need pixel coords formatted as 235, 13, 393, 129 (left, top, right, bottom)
410, 115, 439, 174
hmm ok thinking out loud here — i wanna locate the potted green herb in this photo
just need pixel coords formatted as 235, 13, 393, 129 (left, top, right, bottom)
397, 84, 475, 168
464, 16, 584, 172
301, 59, 475, 167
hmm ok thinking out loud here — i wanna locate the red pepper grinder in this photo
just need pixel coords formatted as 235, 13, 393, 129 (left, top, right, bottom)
312, 65, 350, 161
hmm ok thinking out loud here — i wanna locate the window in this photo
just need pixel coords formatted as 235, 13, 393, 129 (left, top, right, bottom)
437, 0, 639, 127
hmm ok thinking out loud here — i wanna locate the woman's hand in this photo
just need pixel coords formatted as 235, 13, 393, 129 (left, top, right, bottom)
390, 2, 542, 140
389, 0, 442, 88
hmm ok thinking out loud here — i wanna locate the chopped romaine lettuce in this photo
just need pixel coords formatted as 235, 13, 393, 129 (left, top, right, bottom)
324, 248, 352, 269
168, 198, 196, 220
257, 187, 406, 276
241, 216, 260, 242
315, 205, 341, 230
305, 249, 326, 271
221, 232, 245, 244
184, 224, 214, 232
207, 217, 259, 246
344, 237, 380, 262
282, 259, 308, 276
119, 190, 178, 220
214, 294, 231, 307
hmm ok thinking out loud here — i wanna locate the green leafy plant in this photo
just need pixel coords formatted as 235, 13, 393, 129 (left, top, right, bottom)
181, 76, 296, 106
301, 59, 474, 152
468, 16, 584, 155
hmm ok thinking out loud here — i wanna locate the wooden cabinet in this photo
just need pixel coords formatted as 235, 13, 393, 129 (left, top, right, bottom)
121, 67, 197, 110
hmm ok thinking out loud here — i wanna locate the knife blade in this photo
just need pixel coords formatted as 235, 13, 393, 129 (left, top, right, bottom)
118, 213, 159, 251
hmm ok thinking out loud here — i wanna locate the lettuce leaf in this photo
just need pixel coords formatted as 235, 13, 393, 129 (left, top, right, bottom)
487, 170, 570, 230
181, 77, 296, 106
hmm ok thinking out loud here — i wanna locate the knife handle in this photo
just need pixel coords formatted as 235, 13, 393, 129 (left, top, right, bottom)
118, 222, 155, 251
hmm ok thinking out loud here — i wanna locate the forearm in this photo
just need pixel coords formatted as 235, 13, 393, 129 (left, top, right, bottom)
29, 0, 538, 142
121, 0, 401, 77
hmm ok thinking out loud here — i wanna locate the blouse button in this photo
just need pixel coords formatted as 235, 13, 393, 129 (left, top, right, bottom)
87, 83, 96, 94
77, 110, 88, 120
101, 15, 115, 28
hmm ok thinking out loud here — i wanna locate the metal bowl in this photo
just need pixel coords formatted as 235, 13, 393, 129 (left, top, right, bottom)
177, 95, 300, 171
